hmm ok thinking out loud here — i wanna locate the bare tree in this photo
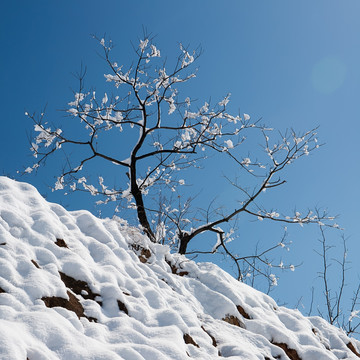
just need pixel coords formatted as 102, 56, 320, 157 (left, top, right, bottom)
311, 226, 360, 337
24, 34, 337, 283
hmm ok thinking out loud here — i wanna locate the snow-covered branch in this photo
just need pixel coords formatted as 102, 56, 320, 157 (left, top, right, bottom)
25, 34, 337, 287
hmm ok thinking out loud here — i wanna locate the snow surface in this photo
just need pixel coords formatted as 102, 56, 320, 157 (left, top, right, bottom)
0, 176, 360, 359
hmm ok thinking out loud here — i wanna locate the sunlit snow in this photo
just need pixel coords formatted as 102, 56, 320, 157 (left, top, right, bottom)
0, 177, 359, 359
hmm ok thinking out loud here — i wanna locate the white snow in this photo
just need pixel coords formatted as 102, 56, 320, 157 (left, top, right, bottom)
224, 139, 234, 149
0, 176, 359, 359
244, 113, 251, 121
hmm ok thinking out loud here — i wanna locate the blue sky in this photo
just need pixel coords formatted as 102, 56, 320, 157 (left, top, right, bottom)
1, 1, 360, 316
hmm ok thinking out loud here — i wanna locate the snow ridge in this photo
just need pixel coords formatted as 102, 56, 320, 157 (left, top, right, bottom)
0, 176, 359, 359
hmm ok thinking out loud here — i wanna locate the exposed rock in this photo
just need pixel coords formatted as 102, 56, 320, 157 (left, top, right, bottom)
31, 259, 40, 269
201, 326, 221, 356
131, 244, 152, 263
59, 271, 101, 305
42, 290, 98, 323
201, 326, 217, 347
43, 291, 82, 318
237, 304, 251, 319
347, 342, 360, 358
139, 248, 151, 263
55, 238, 68, 248
183, 333, 199, 348
272, 342, 301, 360
166, 259, 189, 276
117, 300, 128, 315
222, 314, 245, 328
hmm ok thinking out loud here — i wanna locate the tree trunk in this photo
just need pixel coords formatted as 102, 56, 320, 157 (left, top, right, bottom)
130, 166, 156, 242
178, 233, 191, 254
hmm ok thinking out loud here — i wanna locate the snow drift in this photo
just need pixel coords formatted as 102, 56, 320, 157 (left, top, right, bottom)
0, 176, 359, 359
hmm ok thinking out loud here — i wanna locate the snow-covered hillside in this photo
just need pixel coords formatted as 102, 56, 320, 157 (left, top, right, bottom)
0, 177, 359, 360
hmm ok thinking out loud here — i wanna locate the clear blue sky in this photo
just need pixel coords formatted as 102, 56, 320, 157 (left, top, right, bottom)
1, 1, 360, 316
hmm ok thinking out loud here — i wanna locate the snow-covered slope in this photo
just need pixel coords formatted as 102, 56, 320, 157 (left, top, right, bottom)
0, 177, 359, 360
